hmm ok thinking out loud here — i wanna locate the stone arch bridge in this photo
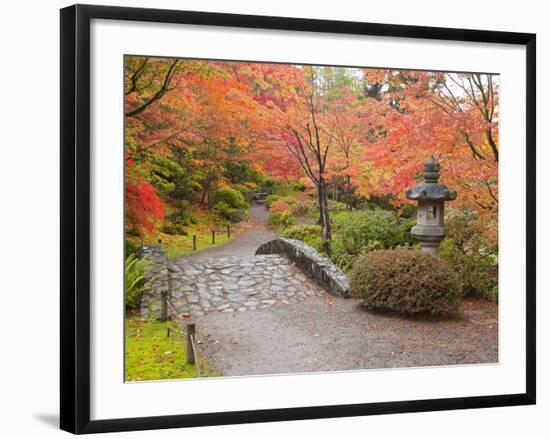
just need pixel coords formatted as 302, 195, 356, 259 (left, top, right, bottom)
140, 237, 349, 319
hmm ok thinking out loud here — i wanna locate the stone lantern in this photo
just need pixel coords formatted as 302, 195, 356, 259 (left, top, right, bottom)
406, 156, 457, 256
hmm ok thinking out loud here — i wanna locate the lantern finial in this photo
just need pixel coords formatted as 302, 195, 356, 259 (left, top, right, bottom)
423, 155, 440, 183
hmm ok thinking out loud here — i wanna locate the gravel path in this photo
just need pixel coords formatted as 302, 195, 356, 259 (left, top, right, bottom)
176, 204, 276, 262
187, 298, 498, 376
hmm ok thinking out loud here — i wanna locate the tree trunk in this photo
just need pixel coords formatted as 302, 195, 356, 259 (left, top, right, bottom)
317, 178, 332, 246
200, 179, 211, 206
346, 175, 353, 211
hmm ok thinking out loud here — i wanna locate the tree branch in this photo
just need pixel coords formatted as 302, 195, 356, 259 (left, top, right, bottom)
125, 58, 149, 96
125, 59, 180, 118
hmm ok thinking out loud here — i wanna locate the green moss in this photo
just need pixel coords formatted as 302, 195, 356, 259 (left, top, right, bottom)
125, 315, 217, 381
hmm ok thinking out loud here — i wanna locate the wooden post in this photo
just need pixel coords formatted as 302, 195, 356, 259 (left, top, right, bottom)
227, 224, 231, 238
186, 323, 196, 365
160, 290, 168, 321
192, 234, 197, 251
211, 230, 215, 245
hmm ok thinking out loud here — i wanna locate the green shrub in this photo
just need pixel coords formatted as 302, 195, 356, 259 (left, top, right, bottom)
290, 181, 307, 192
330, 239, 359, 272
326, 209, 407, 272
165, 202, 198, 227
267, 211, 295, 229
350, 249, 462, 315
232, 183, 255, 201
290, 199, 315, 216
327, 199, 348, 211
304, 199, 347, 216
212, 187, 248, 210
125, 254, 153, 310
439, 210, 497, 297
280, 224, 323, 251
256, 178, 276, 194
213, 201, 248, 223
160, 222, 187, 235
330, 239, 384, 272
179, 210, 198, 226
332, 209, 405, 254
281, 224, 321, 241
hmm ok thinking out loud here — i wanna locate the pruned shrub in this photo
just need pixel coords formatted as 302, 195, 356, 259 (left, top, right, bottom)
211, 187, 249, 223
350, 249, 462, 315
212, 187, 248, 210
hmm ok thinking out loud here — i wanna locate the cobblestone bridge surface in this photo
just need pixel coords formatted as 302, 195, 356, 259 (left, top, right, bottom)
170, 255, 325, 315
140, 205, 327, 319
141, 249, 326, 318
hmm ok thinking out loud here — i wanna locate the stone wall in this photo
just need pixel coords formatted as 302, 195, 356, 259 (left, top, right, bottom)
140, 244, 169, 318
255, 238, 350, 297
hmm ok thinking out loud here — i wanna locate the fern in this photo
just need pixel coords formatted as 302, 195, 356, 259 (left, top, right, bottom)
125, 254, 153, 309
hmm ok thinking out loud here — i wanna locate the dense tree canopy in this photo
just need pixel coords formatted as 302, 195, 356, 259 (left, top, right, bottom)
124, 56, 498, 245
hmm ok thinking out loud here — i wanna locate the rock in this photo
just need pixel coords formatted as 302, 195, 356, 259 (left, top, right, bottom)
187, 294, 200, 303
271, 279, 289, 287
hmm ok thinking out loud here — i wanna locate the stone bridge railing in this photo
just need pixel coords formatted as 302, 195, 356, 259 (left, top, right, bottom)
255, 238, 350, 297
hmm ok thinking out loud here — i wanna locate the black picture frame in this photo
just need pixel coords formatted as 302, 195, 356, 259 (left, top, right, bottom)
60, 4, 536, 434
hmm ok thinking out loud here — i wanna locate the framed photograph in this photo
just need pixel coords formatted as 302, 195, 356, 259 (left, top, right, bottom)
60, 4, 536, 434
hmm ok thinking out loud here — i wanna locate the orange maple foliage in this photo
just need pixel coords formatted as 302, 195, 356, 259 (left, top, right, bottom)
124, 57, 499, 244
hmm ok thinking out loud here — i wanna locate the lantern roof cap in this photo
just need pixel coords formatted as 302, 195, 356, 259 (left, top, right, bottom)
406, 156, 457, 201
